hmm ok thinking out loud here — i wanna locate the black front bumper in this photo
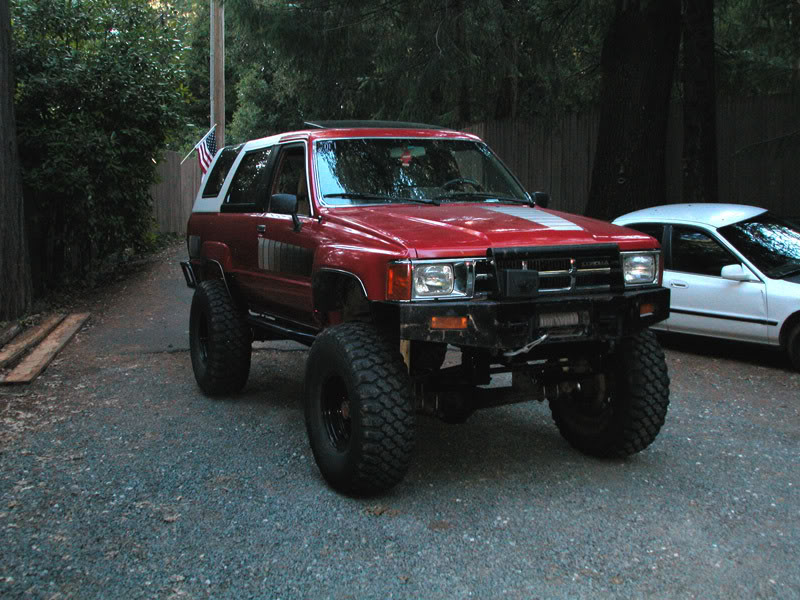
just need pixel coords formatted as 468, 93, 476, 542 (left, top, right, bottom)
398, 286, 669, 351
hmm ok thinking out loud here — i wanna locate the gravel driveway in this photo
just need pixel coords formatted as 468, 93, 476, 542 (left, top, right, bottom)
1, 242, 798, 599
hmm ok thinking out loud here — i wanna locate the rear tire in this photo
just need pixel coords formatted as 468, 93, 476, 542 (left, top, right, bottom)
436, 389, 475, 424
189, 279, 252, 395
304, 322, 415, 495
549, 329, 669, 457
787, 323, 800, 371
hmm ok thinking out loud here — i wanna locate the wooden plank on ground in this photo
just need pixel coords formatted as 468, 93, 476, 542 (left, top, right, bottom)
0, 323, 22, 348
0, 314, 66, 368
2, 313, 90, 384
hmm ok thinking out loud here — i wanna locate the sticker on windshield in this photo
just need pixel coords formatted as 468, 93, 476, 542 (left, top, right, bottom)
484, 206, 583, 231
390, 145, 425, 168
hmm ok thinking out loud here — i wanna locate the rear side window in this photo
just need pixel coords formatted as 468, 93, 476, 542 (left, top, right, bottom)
202, 145, 242, 198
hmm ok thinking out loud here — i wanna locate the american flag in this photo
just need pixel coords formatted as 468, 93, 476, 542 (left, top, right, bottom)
195, 126, 217, 174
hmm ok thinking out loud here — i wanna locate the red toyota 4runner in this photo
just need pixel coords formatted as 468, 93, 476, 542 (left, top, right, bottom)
181, 121, 670, 495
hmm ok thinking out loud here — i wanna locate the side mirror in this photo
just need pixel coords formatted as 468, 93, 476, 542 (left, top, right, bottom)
532, 191, 549, 209
720, 263, 757, 282
271, 193, 302, 232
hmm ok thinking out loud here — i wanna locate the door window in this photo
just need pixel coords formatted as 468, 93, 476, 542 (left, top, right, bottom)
223, 147, 273, 211
270, 146, 310, 216
671, 226, 737, 276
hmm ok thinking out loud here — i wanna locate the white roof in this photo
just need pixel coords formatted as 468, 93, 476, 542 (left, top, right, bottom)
614, 203, 767, 229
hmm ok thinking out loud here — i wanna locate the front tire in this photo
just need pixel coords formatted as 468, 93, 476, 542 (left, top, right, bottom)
189, 279, 252, 395
787, 323, 800, 371
549, 329, 670, 457
304, 322, 415, 495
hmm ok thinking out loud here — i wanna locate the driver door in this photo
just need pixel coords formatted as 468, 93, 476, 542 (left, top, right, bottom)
255, 142, 319, 324
665, 226, 768, 343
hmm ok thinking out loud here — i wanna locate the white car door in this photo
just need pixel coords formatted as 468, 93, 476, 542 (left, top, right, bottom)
665, 225, 768, 343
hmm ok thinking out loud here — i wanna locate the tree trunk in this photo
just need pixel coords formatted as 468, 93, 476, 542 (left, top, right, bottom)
0, 0, 32, 321
495, 0, 519, 121
681, 0, 718, 204
584, 0, 681, 221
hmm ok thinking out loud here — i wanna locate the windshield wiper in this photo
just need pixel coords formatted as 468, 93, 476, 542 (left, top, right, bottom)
768, 264, 800, 279
433, 191, 532, 206
324, 192, 439, 206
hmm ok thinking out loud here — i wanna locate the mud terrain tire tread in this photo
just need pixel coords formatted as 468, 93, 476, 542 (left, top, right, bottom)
550, 329, 669, 458
305, 322, 414, 496
190, 279, 251, 395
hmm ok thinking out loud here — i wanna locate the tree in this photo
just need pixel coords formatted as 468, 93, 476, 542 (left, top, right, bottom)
218, 0, 609, 139
716, 0, 800, 95
12, 0, 188, 291
681, 0, 718, 204
0, 0, 32, 320
584, 0, 682, 221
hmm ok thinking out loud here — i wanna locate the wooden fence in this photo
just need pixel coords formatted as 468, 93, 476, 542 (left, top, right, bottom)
150, 151, 202, 234
151, 95, 800, 230
468, 94, 800, 217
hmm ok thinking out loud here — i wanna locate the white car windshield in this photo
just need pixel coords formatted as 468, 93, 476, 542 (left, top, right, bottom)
314, 138, 529, 206
718, 213, 800, 278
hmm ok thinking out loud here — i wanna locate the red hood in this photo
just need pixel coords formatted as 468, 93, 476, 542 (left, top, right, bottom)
322, 203, 656, 258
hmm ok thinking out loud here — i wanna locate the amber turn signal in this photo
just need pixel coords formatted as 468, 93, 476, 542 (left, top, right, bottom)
386, 263, 412, 301
430, 316, 468, 330
639, 302, 656, 317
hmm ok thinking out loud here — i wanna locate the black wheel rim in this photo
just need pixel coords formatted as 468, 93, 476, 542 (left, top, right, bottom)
321, 375, 351, 450
559, 377, 614, 434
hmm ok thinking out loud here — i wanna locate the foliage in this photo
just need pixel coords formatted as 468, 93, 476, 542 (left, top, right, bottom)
214, 0, 612, 140
11, 0, 189, 290
174, 0, 800, 146
716, 0, 800, 95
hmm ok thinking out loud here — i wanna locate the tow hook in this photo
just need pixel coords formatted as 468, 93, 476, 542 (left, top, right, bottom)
503, 334, 548, 358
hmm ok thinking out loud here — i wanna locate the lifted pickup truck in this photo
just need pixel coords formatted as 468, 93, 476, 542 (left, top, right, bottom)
181, 121, 670, 495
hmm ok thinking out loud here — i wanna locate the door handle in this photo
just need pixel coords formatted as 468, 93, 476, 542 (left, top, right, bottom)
670, 280, 688, 288
257, 224, 266, 233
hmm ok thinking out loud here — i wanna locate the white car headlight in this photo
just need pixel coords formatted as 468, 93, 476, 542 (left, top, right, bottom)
413, 264, 454, 296
621, 251, 659, 285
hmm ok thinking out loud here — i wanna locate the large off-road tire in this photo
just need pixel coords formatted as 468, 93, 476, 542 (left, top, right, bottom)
549, 329, 669, 457
189, 279, 252, 395
786, 323, 800, 371
304, 322, 415, 495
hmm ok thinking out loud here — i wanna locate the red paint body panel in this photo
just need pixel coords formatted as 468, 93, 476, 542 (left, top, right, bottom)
187, 125, 662, 313
319, 204, 657, 261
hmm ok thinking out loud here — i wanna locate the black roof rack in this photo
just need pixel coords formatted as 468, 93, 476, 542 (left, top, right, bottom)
303, 120, 447, 130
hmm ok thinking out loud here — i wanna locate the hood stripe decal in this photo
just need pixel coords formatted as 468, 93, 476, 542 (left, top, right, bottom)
484, 206, 583, 231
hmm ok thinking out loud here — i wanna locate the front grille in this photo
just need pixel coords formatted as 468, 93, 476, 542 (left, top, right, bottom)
479, 244, 622, 297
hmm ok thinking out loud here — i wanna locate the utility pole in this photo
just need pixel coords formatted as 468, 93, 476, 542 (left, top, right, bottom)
210, 0, 225, 148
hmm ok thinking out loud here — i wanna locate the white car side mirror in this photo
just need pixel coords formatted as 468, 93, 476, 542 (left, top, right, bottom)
720, 263, 757, 282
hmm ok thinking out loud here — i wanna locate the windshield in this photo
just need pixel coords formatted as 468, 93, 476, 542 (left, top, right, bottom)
314, 138, 529, 206
717, 212, 800, 278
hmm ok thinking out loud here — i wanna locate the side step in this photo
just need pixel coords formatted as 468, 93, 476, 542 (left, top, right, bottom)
246, 312, 317, 347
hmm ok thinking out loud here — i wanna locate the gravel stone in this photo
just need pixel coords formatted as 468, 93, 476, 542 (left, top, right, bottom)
1, 243, 798, 599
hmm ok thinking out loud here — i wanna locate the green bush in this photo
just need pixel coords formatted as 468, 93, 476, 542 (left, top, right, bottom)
12, 0, 187, 290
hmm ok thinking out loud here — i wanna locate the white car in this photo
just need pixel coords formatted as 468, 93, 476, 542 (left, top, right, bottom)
613, 204, 800, 370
